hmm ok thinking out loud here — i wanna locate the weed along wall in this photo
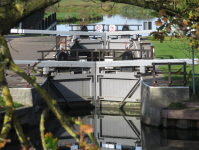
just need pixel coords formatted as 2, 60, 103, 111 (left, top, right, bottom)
141, 78, 189, 127
0, 79, 49, 128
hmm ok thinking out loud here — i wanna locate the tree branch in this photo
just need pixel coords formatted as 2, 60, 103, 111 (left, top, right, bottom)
0, 35, 28, 148
40, 108, 49, 150
0, 0, 61, 35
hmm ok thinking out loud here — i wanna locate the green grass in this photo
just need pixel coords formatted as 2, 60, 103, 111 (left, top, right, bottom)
0, 97, 24, 111
147, 36, 199, 95
44, 12, 103, 22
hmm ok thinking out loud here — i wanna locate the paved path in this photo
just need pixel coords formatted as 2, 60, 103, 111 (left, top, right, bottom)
4, 34, 56, 88
5, 34, 56, 60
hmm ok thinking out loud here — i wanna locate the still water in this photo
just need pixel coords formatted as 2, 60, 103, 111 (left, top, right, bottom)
3, 108, 199, 150
56, 14, 157, 37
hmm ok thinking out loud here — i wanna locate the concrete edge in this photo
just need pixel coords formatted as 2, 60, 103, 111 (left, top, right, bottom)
9, 77, 48, 90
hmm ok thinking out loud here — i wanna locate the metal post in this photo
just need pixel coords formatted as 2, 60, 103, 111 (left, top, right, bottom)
147, 14, 148, 30
19, 22, 22, 35
192, 46, 195, 94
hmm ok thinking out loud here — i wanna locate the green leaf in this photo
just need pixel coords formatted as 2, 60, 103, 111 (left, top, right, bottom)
44, 133, 58, 150
150, 11, 159, 17
159, 25, 164, 31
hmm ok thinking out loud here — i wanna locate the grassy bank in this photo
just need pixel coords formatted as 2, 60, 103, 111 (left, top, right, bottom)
45, 0, 127, 13
0, 97, 24, 111
147, 36, 199, 95
45, 12, 103, 22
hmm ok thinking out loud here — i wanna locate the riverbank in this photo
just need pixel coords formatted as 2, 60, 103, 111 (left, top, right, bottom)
45, 0, 126, 13
45, 12, 103, 23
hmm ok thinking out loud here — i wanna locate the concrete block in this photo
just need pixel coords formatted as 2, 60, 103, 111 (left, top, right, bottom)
9, 88, 33, 106
162, 109, 199, 120
176, 120, 196, 129
141, 78, 190, 127
149, 107, 164, 126
163, 118, 176, 128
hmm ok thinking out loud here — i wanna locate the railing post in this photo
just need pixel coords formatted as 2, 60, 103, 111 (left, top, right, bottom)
153, 63, 156, 87
113, 49, 115, 60
65, 36, 67, 51
168, 63, 171, 87
99, 50, 101, 61
91, 50, 93, 61
151, 45, 153, 59
184, 62, 187, 86
107, 25, 109, 32
26, 64, 30, 88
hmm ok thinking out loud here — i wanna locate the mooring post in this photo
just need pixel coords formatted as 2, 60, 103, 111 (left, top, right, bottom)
192, 46, 195, 94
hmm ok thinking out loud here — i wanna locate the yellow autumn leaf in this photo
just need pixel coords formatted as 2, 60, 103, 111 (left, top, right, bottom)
182, 20, 188, 27
0, 141, 6, 148
155, 19, 163, 26
162, 17, 168, 22
159, 9, 166, 15
15, 4, 23, 15
45, 132, 53, 138
80, 124, 93, 134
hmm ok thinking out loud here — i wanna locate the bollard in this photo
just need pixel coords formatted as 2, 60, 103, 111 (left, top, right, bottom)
27, 83, 29, 88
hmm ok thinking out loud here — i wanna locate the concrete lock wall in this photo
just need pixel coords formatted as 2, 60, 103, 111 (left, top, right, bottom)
2, 79, 48, 107
141, 78, 189, 127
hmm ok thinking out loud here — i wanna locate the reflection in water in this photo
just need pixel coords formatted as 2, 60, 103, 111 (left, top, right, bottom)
3, 108, 199, 149
121, 6, 154, 19
142, 124, 199, 150
50, 108, 141, 150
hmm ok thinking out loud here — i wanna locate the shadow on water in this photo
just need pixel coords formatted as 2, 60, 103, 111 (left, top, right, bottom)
3, 108, 199, 150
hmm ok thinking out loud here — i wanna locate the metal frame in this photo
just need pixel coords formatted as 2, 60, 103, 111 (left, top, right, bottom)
37, 48, 154, 61
152, 62, 187, 87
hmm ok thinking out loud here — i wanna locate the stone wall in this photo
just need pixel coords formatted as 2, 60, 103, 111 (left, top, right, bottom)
141, 78, 189, 126
1, 78, 48, 111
